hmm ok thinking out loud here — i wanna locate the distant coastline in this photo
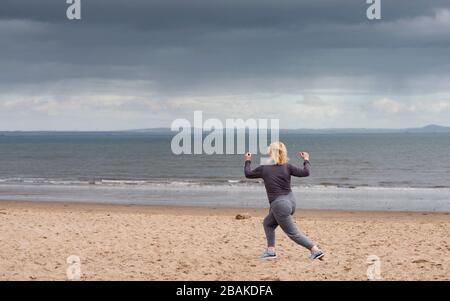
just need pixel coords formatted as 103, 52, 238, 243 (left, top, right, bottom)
1, 124, 450, 135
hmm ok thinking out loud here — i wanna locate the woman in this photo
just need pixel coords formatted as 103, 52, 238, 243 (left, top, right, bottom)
244, 141, 324, 260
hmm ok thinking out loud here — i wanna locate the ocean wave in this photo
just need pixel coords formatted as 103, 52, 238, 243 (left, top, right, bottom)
0, 178, 91, 186
0, 177, 449, 190
99, 179, 148, 185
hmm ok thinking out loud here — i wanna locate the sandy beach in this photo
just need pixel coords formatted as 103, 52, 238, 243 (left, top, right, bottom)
0, 200, 449, 280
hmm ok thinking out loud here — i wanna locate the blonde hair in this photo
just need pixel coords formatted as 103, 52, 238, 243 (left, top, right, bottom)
268, 141, 289, 165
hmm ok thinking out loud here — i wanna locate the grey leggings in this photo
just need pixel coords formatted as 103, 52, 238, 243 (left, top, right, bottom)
263, 192, 315, 250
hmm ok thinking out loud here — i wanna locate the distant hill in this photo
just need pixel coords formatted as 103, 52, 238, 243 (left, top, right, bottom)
281, 124, 450, 134
125, 124, 450, 134
405, 124, 450, 133
124, 128, 173, 134
2, 125, 450, 135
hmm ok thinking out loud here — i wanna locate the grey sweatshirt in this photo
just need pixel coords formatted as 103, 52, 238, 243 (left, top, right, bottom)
244, 160, 311, 203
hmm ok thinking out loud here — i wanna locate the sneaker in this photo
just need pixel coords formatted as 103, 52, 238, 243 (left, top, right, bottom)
309, 249, 325, 260
259, 250, 277, 260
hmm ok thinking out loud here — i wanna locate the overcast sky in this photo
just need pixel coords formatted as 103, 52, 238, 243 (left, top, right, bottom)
1, 0, 450, 130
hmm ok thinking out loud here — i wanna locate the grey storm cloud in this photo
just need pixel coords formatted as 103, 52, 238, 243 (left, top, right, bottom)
1, 0, 450, 130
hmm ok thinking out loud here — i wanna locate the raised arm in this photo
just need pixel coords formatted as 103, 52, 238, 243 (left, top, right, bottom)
244, 160, 263, 178
289, 151, 311, 177
289, 160, 310, 177
243, 152, 263, 179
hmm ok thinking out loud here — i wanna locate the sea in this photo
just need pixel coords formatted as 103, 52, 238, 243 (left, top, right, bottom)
0, 132, 449, 211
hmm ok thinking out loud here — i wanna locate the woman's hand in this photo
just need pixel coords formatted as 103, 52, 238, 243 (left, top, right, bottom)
299, 151, 310, 161
244, 152, 252, 161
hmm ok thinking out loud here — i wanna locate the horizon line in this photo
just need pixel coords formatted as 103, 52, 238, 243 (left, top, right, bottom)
0, 124, 449, 132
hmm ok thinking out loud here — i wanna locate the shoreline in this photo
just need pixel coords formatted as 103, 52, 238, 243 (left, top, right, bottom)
1, 199, 450, 217
1, 183, 450, 212
1, 199, 449, 280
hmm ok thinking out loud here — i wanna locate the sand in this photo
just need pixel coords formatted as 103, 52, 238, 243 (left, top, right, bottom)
0, 200, 449, 280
